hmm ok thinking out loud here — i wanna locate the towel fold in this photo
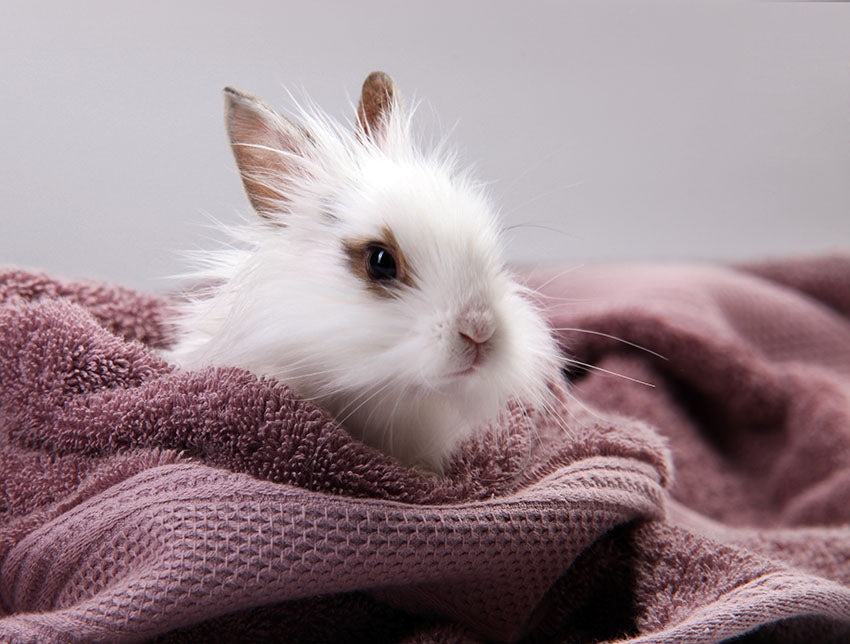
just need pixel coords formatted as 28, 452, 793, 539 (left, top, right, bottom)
1, 257, 848, 643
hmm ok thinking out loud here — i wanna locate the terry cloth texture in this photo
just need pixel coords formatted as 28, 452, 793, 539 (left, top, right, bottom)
0, 257, 849, 644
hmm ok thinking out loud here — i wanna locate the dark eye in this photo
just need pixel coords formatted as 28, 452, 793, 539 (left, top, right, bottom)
366, 245, 397, 281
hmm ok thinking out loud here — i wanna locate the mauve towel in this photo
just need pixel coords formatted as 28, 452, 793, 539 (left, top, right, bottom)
0, 257, 848, 643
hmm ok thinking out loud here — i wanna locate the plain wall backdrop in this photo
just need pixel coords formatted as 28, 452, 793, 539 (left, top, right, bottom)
1, 1, 848, 291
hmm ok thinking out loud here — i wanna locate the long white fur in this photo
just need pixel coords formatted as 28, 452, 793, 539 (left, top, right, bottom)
169, 79, 562, 471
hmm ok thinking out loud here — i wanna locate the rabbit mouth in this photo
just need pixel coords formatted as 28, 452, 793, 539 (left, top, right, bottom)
451, 365, 478, 378
448, 351, 486, 378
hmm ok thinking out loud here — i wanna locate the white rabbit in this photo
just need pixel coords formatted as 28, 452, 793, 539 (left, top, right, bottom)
169, 72, 562, 472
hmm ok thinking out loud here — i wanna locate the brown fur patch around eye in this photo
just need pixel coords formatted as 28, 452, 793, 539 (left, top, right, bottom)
343, 227, 414, 296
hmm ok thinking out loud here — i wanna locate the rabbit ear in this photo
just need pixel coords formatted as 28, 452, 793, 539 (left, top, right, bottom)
224, 87, 312, 222
357, 71, 396, 144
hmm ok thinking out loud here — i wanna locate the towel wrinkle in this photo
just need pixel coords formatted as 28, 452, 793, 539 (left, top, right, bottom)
1, 258, 849, 642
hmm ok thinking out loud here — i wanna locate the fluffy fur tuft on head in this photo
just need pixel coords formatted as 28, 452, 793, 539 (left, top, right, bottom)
169, 72, 562, 472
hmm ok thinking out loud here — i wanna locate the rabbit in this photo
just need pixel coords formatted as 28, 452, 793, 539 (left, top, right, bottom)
168, 71, 562, 473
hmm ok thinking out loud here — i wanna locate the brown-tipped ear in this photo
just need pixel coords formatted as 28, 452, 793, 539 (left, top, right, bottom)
357, 71, 396, 143
224, 87, 310, 222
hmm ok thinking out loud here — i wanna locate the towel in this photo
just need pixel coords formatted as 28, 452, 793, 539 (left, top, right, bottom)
0, 257, 848, 643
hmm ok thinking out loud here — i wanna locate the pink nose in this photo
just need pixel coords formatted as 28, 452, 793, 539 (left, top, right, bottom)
457, 310, 496, 346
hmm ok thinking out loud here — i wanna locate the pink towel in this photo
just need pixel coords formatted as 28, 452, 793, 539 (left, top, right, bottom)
1, 257, 848, 643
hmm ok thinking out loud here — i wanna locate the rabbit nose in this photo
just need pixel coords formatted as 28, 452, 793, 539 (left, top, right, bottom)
458, 309, 496, 345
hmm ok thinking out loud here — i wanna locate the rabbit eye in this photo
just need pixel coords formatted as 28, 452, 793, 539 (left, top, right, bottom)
343, 230, 411, 294
366, 245, 397, 281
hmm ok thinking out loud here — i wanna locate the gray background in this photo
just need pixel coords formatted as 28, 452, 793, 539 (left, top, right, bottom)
1, 1, 848, 291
